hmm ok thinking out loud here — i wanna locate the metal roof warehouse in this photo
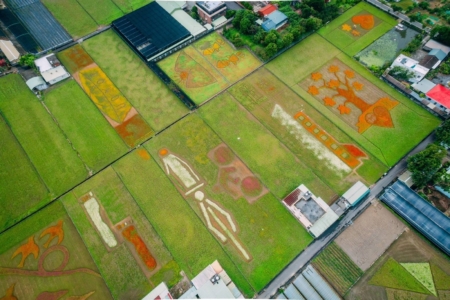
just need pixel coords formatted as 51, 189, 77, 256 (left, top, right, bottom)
113, 2, 191, 61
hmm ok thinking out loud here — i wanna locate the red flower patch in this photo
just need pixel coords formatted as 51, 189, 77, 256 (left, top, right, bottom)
122, 226, 156, 270
214, 146, 234, 165
241, 176, 262, 197
343, 144, 366, 157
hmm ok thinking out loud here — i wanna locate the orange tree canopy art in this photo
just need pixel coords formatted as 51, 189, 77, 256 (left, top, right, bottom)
341, 13, 376, 37
303, 60, 398, 133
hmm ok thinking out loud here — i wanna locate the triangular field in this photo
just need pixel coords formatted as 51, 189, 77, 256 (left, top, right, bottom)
401, 263, 436, 296
369, 258, 431, 295
431, 263, 450, 290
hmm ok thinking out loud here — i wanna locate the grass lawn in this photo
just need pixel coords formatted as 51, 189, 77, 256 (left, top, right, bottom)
111, 0, 151, 13
42, 0, 97, 38
76, 0, 124, 25
0, 74, 87, 197
266, 34, 341, 86
192, 32, 262, 83
268, 36, 440, 166
82, 30, 188, 132
113, 150, 255, 297
0, 201, 112, 299
144, 114, 313, 290
45, 80, 128, 172
318, 2, 396, 55
157, 45, 229, 105
199, 92, 335, 201
228, 68, 387, 195
397, 0, 414, 10
0, 115, 49, 232
369, 258, 431, 295
312, 242, 363, 295
62, 167, 178, 299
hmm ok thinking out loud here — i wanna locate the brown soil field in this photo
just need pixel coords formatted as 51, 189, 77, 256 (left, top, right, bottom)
336, 201, 406, 271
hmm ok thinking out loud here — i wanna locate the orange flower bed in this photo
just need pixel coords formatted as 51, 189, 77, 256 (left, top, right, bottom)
122, 226, 156, 270
114, 114, 153, 148
137, 149, 150, 160
352, 15, 375, 30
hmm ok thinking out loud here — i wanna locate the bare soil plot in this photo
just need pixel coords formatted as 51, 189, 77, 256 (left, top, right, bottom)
336, 201, 406, 271
346, 228, 450, 300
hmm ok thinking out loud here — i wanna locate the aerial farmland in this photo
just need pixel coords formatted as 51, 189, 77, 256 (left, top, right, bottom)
0, 0, 448, 299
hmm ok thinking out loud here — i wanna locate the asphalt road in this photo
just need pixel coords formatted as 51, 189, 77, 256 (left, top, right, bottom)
257, 132, 436, 299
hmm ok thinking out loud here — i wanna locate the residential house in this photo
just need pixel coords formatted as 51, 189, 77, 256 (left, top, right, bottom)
261, 10, 288, 32
195, 1, 227, 24
423, 39, 450, 54
420, 48, 448, 69
34, 54, 70, 85
258, 4, 277, 17
426, 84, 450, 114
391, 54, 429, 83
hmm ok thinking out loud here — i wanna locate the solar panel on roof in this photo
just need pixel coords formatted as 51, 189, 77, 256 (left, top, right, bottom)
113, 2, 191, 60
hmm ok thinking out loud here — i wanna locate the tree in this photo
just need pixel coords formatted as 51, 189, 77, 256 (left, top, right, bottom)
265, 43, 278, 58
226, 10, 236, 19
388, 66, 414, 81
282, 32, 294, 47
264, 30, 278, 45
391, 4, 402, 12
190, 6, 199, 20
19, 54, 37, 68
418, 1, 430, 10
253, 29, 266, 44
289, 25, 304, 40
304, 17, 322, 31
407, 143, 446, 188
307, 0, 325, 12
431, 25, 450, 46
432, 162, 450, 192
240, 17, 252, 34
232, 9, 245, 29
435, 119, 450, 148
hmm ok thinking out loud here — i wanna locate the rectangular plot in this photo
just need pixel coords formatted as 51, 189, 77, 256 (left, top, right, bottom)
42, 0, 98, 38
192, 32, 262, 83
199, 91, 335, 201
76, 0, 123, 25
157, 45, 229, 104
44, 80, 128, 172
111, 0, 151, 13
82, 30, 188, 131
63, 167, 179, 298
144, 114, 312, 290
0, 201, 112, 299
0, 115, 48, 231
58, 44, 94, 74
229, 68, 387, 196
0, 74, 87, 197
113, 150, 255, 297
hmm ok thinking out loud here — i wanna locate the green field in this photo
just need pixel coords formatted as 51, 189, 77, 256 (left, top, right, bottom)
0, 115, 49, 232
45, 80, 128, 172
62, 167, 179, 299
0, 201, 112, 299
267, 35, 440, 166
42, 0, 97, 38
113, 149, 255, 297
83, 30, 189, 131
312, 242, 363, 295
318, 2, 397, 56
369, 258, 431, 294
143, 114, 313, 290
228, 67, 387, 195
111, 0, 151, 13
158, 32, 261, 105
199, 92, 336, 201
76, 0, 123, 25
0, 75, 87, 197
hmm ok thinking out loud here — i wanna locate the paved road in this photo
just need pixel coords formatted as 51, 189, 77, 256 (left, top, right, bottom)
257, 132, 436, 299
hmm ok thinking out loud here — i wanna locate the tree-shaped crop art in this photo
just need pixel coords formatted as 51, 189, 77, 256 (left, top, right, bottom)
306, 63, 398, 133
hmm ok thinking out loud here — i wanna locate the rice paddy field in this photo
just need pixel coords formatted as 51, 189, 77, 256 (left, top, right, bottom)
157, 32, 261, 104
0, 2, 445, 298
318, 2, 397, 56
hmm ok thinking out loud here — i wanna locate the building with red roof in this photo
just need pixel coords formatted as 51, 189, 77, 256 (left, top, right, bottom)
426, 84, 450, 113
258, 4, 277, 17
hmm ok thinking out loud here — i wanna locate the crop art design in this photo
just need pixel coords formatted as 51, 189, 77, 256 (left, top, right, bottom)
159, 148, 252, 261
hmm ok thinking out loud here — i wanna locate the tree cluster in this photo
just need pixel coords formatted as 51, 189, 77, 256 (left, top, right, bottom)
19, 54, 37, 69
407, 143, 447, 188
388, 66, 415, 81
225, 0, 332, 60
431, 26, 450, 47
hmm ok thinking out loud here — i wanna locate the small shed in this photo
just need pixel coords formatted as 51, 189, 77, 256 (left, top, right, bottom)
0, 39, 20, 63
342, 181, 369, 206
412, 79, 436, 94
25, 76, 48, 91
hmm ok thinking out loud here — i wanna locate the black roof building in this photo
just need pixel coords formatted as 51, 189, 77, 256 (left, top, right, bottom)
380, 181, 450, 256
420, 55, 440, 69
113, 2, 191, 61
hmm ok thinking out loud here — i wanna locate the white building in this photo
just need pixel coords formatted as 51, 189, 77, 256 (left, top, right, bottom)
0, 39, 20, 64
142, 282, 173, 300
34, 54, 70, 85
283, 184, 338, 238
390, 54, 429, 83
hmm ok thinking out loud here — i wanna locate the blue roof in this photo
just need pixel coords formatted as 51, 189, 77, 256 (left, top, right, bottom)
380, 181, 450, 256
261, 10, 287, 31
429, 49, 447, 60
